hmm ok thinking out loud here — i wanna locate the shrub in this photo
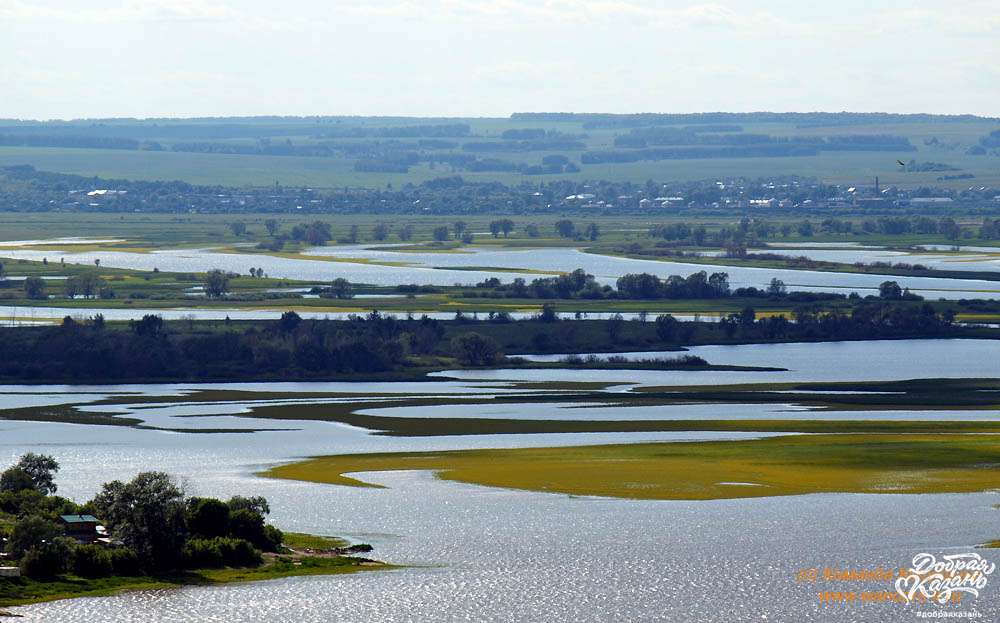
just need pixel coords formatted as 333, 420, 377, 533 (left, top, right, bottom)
183, 538, 225, 568
21, 538, 74, 579
73, 544, 114, 578
109, 547, 143, 576
183, 537, 262, 569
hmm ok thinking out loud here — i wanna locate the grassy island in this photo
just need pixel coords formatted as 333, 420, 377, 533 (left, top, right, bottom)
265, 434, 1000, 501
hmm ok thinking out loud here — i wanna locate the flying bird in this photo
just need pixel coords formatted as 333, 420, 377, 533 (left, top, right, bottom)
897, 159, 906, 167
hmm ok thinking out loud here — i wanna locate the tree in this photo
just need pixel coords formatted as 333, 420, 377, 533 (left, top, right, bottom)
452, 221, 467, 238
461, 232, 474, 244
204, 269, 230, 298
130, 314, 165, 338
398, 224, 414, 241
187, 497, 230, 538
488, 221, 502, 238
607, 313, 625, 342
277, 311, 301, 332
330, 277, 353, 299
767, 278, 787, 297
345, 224, 359, 244
227, 495, 270, 516
20, 538, 74, 579
539, 303, 559, 322
24, 276, 46, 300
7, 516, 61, 558
92, 472, 188, 570
525, 223, 540, 238
879, 281, 903, 300
229, 221, 247, 237
797, 221, 814, 237
66, 272, 101, 298
0, 467, 35, 493
584, 223, 600, 241
655, 314, 678, 342
264, 219, 279, 236
450, 333, 502, 366
372, 222, 390, 241
499, 219, 514, 238
432, 226, 450, 242
3, 453, 60, 495
555, 219, 575, 238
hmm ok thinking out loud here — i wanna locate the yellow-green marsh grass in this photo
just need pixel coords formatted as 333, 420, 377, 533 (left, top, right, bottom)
264, 434, 1000, 501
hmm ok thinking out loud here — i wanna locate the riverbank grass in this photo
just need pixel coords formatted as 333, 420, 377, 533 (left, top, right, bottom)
0, 534, 388, 608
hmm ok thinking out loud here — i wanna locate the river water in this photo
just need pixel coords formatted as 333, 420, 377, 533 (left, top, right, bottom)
1, 243, 998, 299
2, 339, 998, 621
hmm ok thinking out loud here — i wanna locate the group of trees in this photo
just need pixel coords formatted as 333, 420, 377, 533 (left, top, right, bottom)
468, 269, 734, 301
0, 454, 282, 580
0, 312, 454, 382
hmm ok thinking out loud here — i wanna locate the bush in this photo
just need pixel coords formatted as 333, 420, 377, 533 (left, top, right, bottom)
73, 544, 114, 578
21, 538, 74, 579
183, 537, 262, 569
183, 538, 225, 568
109, 547, 143, 576
262, 525, 284, 553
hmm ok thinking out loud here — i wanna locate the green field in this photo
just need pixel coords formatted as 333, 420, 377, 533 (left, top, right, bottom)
0, 116, 997, 189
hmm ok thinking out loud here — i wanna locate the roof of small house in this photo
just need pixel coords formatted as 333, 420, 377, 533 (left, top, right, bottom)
59, 514, 99, 524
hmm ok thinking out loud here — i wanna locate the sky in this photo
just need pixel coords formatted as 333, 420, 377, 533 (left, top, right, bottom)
1, 0, 999, 120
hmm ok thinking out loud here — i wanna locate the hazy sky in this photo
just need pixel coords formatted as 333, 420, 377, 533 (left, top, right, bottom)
2, 0, 998, 120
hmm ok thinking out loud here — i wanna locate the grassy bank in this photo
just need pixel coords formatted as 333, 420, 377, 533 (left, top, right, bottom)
0, 554, 387, 608
264, 434, 1000, 501
0, 531, 387, 608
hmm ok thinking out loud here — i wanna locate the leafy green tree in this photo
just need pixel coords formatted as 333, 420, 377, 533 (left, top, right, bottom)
525, 223, 540, 238
186, 497, 230, 538
130, 314, 165, 338
499, 219, 514, 237
65, 272, 101, 298
264, 219, 279, 236
584, 223, 600, 241
24, 276, 46, 300
767, 278, 787, 296
3, 453, 60, 495
606, 313, 625, 342
330, 277, 353, 299
92, 472, 188, 571
227, 495, 270, 516
0, 467, 35, 493
20, 538, 74, 579
372, 222, 390, 241
452, 221, 467, 238
229, 221, 247, 236
450, 333, 502, 366
432, 226, 450, 242
204, 269, 230, 298
7, 515, 61, 557
398, 224, 414, 241
879, 281, 903, 300
554, 219, 576, 238
655, 314, 678, 342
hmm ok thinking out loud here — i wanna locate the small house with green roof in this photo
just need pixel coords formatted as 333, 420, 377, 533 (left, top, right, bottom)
59, 514, 101, 543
